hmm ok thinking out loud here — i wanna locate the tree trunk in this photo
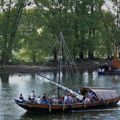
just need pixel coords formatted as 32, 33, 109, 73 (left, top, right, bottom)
32, 54, 36, 63
0, 72, 9, 83
88, 28, 95, 59
88, 3, 94, 59
53, 47, 57, 63
88, 51, 94, 59
79, 51, 84, 59
1, 50, 9, 64
75, 0, 84, 60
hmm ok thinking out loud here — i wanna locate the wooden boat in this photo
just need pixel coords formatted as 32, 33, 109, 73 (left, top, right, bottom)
15, 87, 120, 112
98, 65, 120, 75
15, 32, 120, 113
98, 53, 120, 75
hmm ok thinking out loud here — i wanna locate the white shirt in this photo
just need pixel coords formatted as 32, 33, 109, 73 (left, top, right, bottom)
64, 95, 68, 103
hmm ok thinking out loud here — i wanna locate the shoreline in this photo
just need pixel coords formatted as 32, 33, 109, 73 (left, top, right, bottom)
0, 60, 106, 74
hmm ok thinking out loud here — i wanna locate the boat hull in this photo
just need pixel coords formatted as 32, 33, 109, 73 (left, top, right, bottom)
15, 97, 120, 113
98, 66, 120, 75
98, 71, 120, 75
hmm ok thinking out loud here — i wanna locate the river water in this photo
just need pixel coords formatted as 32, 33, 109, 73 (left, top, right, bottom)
0, 71, 120, 120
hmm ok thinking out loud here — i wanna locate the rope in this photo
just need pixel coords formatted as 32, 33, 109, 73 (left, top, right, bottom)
47, 87, 57, 97
66, 57, 74, 89
37, 32, 83, 100
60, 32, 80, 89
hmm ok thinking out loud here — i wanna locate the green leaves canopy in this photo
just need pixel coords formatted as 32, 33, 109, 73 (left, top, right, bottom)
0, 0, 120, 64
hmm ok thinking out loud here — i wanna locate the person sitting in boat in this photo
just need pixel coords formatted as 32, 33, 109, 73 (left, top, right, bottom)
90, 91, 98, 101
41, 93, 49, 104
67, 93, 74, 104
84, 90, 98, 103
63, 93, 74, 104
72, 93, 81, 103
87, 91, 93, 98
84, 91, 92, 103
19, 94, 24, 102
51, 94, 58, 104
42, 93, 47, 99
28, 95, 31, 101
35, 96, 41, 104
58, 95, 64, 104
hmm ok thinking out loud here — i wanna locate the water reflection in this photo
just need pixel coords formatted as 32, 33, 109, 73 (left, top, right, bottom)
0, 72, 9, 84
20, 107, 120, 120
0, 71, 120, 120
20, 112, 85, 120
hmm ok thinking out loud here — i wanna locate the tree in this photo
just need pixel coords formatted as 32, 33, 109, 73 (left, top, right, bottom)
111, 0, 120, 57
0, 0, 27, 64
87, 0, 104, 59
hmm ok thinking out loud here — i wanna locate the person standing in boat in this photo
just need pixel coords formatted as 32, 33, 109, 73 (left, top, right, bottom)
30, 90, 36, 100
67, 93, 74, 104
63, 93, 68, 104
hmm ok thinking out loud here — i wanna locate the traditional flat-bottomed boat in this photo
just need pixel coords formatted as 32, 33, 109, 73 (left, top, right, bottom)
15, 87, 120, 112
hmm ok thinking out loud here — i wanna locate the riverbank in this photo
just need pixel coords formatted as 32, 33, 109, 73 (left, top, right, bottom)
0, 59, 108, 73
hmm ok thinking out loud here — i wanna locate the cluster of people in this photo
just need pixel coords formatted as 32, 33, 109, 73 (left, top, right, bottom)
98, 65, 113, 73
18, 90, 98, 105
83, 90, 98, 103
18, 91, 80, 105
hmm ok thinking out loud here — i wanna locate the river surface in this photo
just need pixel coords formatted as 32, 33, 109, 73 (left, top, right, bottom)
0, 71, 120, 120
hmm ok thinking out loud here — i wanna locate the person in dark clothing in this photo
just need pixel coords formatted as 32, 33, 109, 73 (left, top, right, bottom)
19, 94, 24, 102
41, 93, 48, 104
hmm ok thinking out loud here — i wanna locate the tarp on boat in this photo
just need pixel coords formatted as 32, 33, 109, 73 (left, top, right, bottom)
91, 89, 118, 100
80, 87, 119, 100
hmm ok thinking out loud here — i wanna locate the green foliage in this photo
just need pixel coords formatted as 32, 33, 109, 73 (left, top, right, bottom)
0, 0, 120, 64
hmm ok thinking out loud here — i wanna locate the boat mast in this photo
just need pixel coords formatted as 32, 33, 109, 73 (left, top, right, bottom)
58, 32, 63, 98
